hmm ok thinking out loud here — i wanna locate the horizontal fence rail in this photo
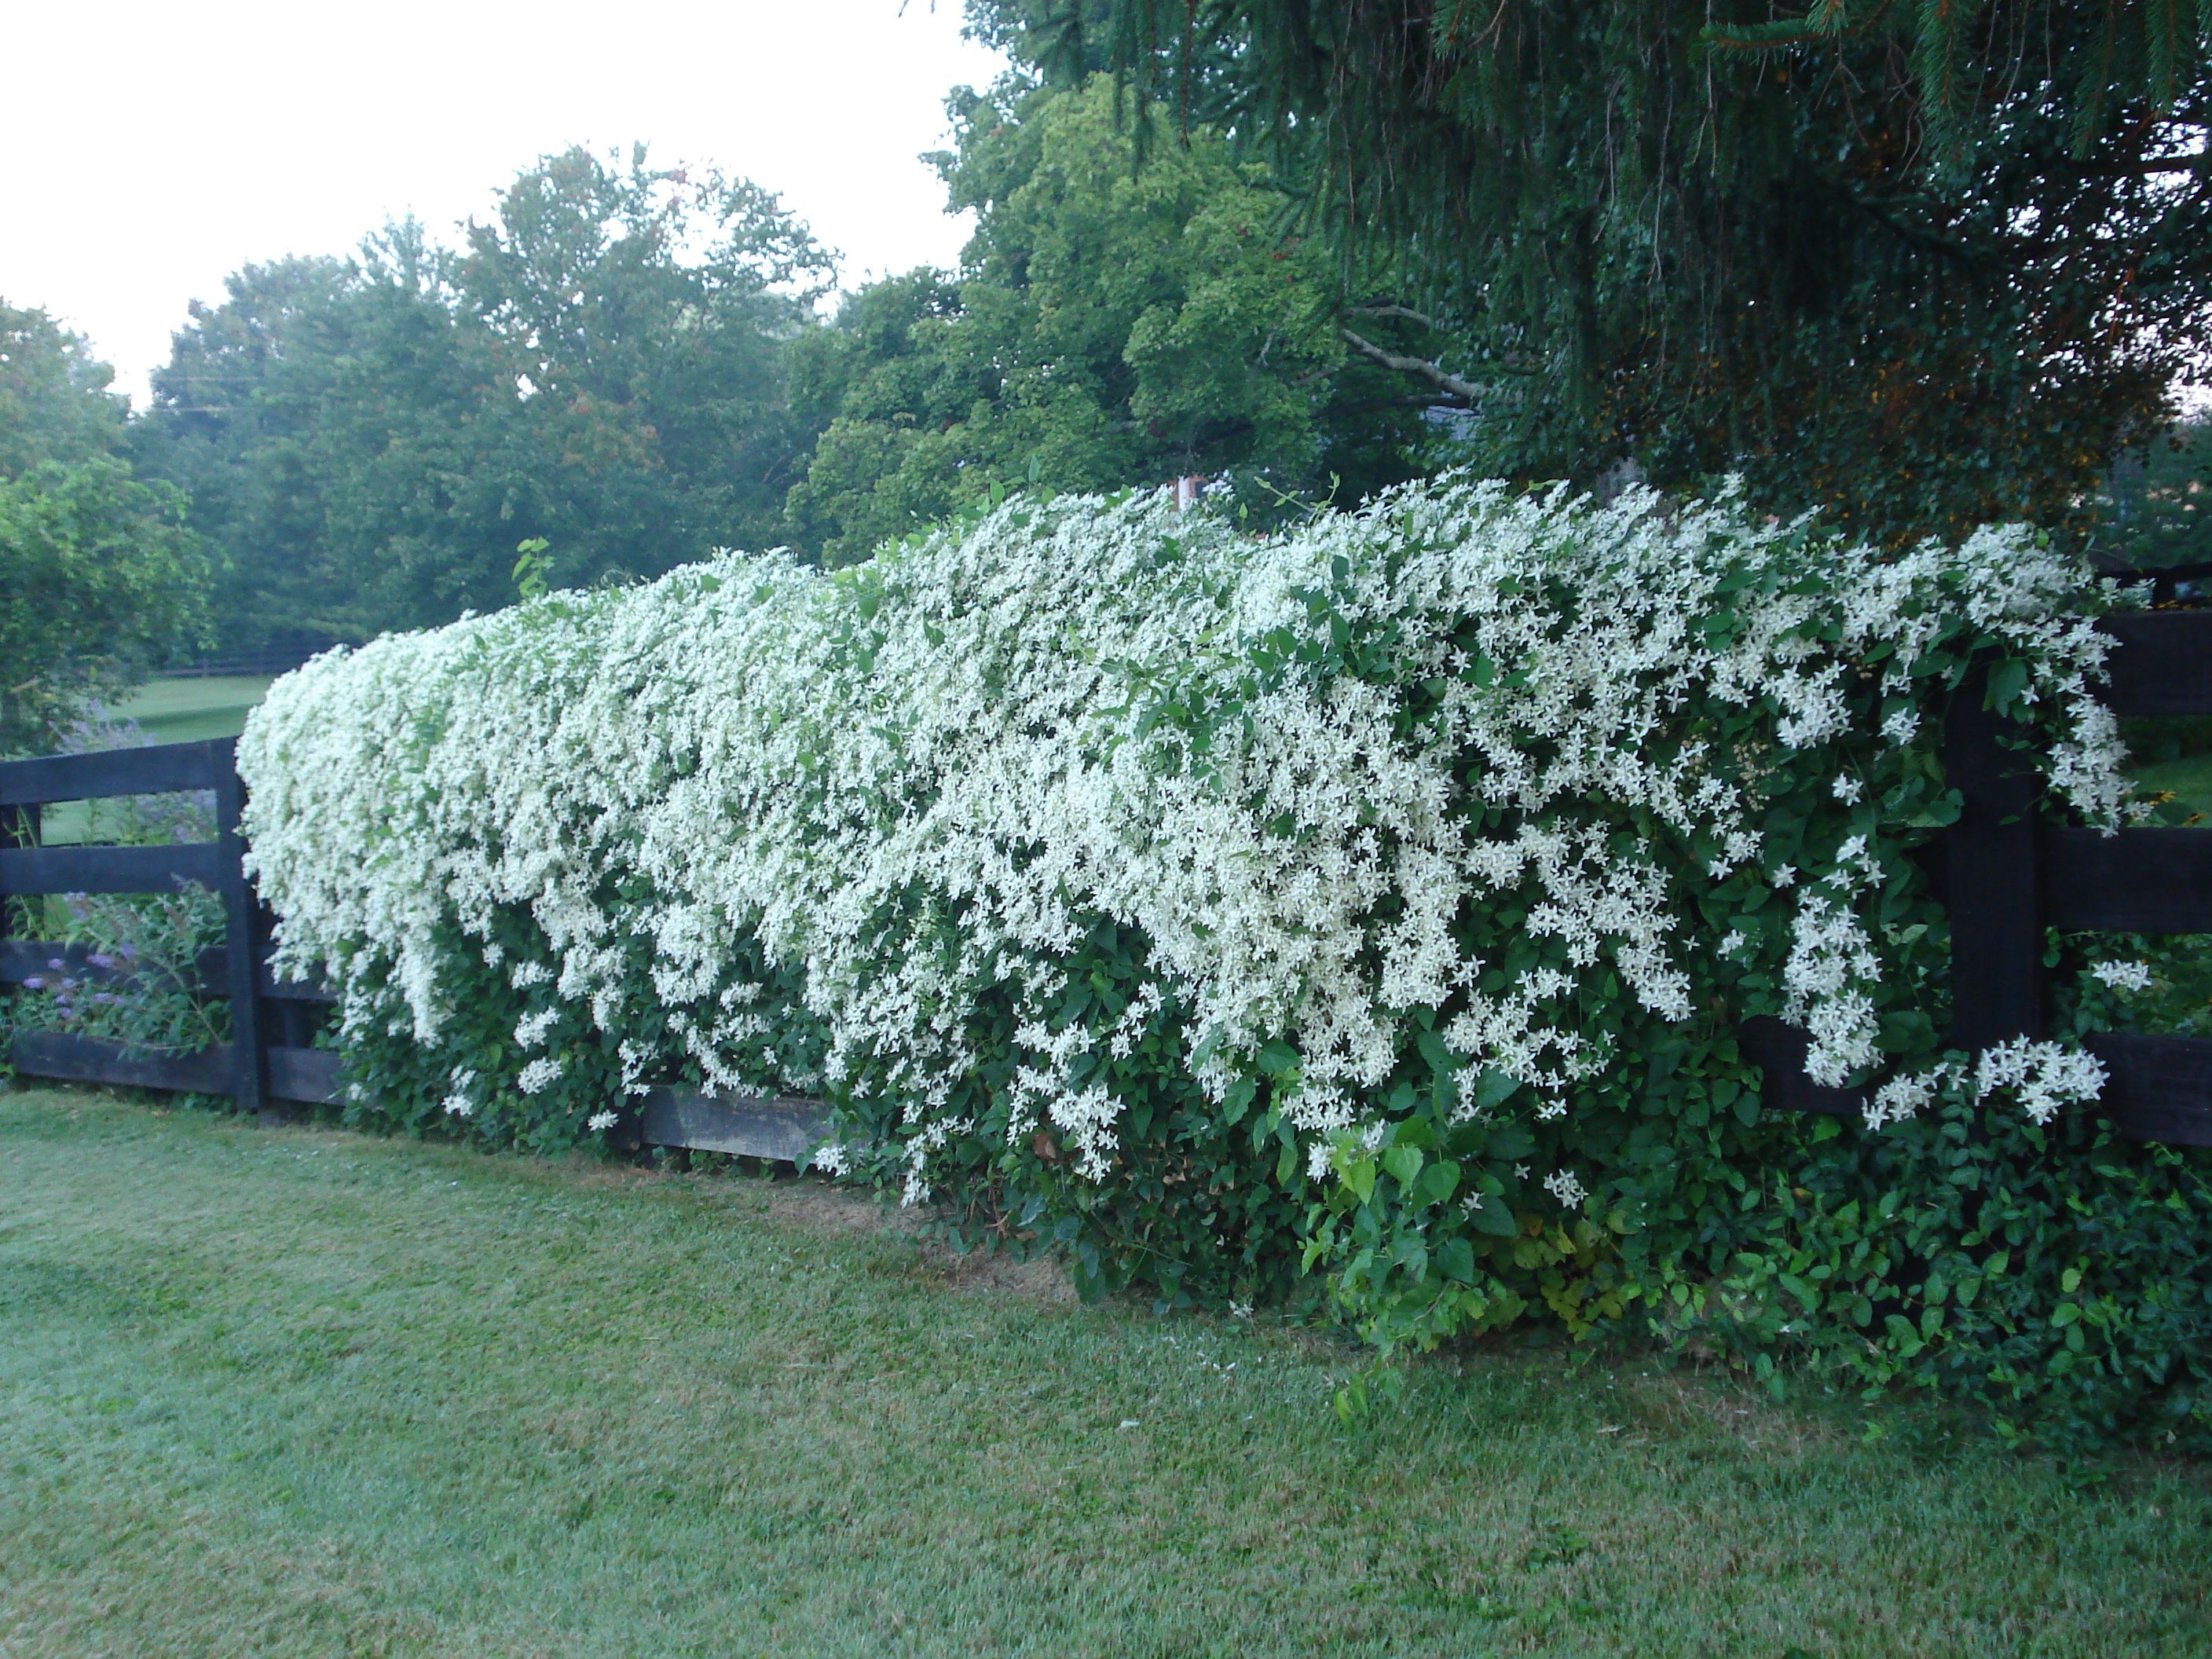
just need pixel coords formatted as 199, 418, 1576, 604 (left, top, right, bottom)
622, 1086, 832, 1163
2097, 611, 2212, 714
0, 735, 824, 1159
0, 842, 227, 897
6, 610, 2212, 1159
1747, 609, 2212, 1146
0, 737, 236, 808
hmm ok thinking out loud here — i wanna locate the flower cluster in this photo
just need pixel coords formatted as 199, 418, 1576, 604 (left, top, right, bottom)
236, 474, 2135, 1310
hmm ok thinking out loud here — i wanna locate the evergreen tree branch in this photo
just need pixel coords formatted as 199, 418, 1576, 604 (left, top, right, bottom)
1338, 327, 1497, 400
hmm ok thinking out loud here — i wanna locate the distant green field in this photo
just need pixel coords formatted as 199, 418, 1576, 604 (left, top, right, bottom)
30, 678, 273, 845
2131, 752, 2212, 822
101, 676, 276, 746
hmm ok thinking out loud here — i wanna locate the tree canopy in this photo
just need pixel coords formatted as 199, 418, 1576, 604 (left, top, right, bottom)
134, 148, 830, 642
784, 72, 1432, 562
0, 302, 131, 475
987, 0, 2212, 541
0, 303, 209, 753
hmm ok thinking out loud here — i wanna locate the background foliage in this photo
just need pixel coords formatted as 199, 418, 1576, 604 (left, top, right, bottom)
0, 305, 211, 753
987, 0, 2212, 544
785, 73, 1431, 563
131, 149, 830, 643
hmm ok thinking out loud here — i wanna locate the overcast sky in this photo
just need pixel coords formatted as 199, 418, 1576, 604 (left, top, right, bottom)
2, 0, 1007, 405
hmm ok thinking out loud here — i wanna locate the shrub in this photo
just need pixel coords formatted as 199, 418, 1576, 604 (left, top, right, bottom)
236, 475, 2207, 1445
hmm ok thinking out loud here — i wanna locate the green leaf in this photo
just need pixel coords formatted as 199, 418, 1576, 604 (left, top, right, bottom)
1221, 1076, 1257, 1126
1382, 1145, 1424, 1192
1467, 1196, 1519, 1237
1419, 1160, 1462, 1205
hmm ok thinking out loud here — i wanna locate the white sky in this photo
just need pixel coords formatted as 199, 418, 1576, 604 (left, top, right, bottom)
2, 0, 1008, 405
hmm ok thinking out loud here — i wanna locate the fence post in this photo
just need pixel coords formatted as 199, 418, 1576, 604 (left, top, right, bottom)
213, 739, 269, 1119
1944, 671, 2042, 1053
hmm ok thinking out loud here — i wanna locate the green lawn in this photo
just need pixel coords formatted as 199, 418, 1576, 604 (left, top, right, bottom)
2133, 750, 2212, 822
1, 1089, 2205, 1657
101, 675, 275, 746
29, 677, 274, 845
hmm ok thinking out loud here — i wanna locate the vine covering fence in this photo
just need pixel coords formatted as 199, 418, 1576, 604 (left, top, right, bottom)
3, 612, 2209, 1153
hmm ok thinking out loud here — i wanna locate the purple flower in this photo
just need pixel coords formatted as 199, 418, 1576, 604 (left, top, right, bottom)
116, 942, 138, 962
88, 952, 116, 971
22, 976, 44, 991
46, 958, 64, 972
91, 991, 119, 1006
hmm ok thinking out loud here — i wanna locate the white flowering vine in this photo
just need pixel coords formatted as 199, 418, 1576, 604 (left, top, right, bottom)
236, 474, 2136, 1214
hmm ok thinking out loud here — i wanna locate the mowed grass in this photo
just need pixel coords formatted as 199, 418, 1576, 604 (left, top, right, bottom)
30, 677, 273, 844
2133, 749, 2212, 822
1, 1090, 2207, 1657
103, 675, 276, 746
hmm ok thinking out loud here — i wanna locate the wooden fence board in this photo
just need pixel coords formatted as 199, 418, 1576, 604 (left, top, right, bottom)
0, 940, 238, 998
0, 842, 225, 897
0, 939, 104, 985
213, 756, 265, 1116
266, 1045, 343, 1106
634, 1086, 830, 1162
2098, 613, 2212, 716
1, 939, 330, 1004
1946, 681, 2044, 1047
1739, 1016, 1866, 1118
258, 967, 336, 1004
8, 1031, 233, 1093
2043, 827, 2212, 933
2086, 1032, 2212, 1148
0, 739, 229, 808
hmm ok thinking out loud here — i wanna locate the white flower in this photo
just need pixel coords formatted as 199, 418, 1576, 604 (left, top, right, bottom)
517, 1057, 564, 1095
1974, 1038, 2106, 1126
1771, 864, 1797, 889
1862, 1061, 1961, 1132
1719, 930, 1746, 956
1831, 775, 1862, 804
2089, 959, 2153, 994
1543, 1169, 1588, 1207
586, 1109, 620, 1133
442, 1094, 474, 1119
808, 1142, 850, 1176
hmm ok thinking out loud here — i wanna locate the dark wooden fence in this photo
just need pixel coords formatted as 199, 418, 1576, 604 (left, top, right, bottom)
1744, 608, 2212, 1146
5, 610, 2211, 1157
159, 634, 347, 680
0, 736, 827, 1155
1, 738, 336, 1112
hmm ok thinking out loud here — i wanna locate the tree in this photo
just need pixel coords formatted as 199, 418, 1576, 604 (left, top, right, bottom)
986, 1, 2212, 541
133, 240, 500, 643
0, 305, 211, 752
0, 302, 130, 474
2098, 416, 2212, 571
137, 148, 832, 641
782, 72, 1432, 563
456, 145, 834, 584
